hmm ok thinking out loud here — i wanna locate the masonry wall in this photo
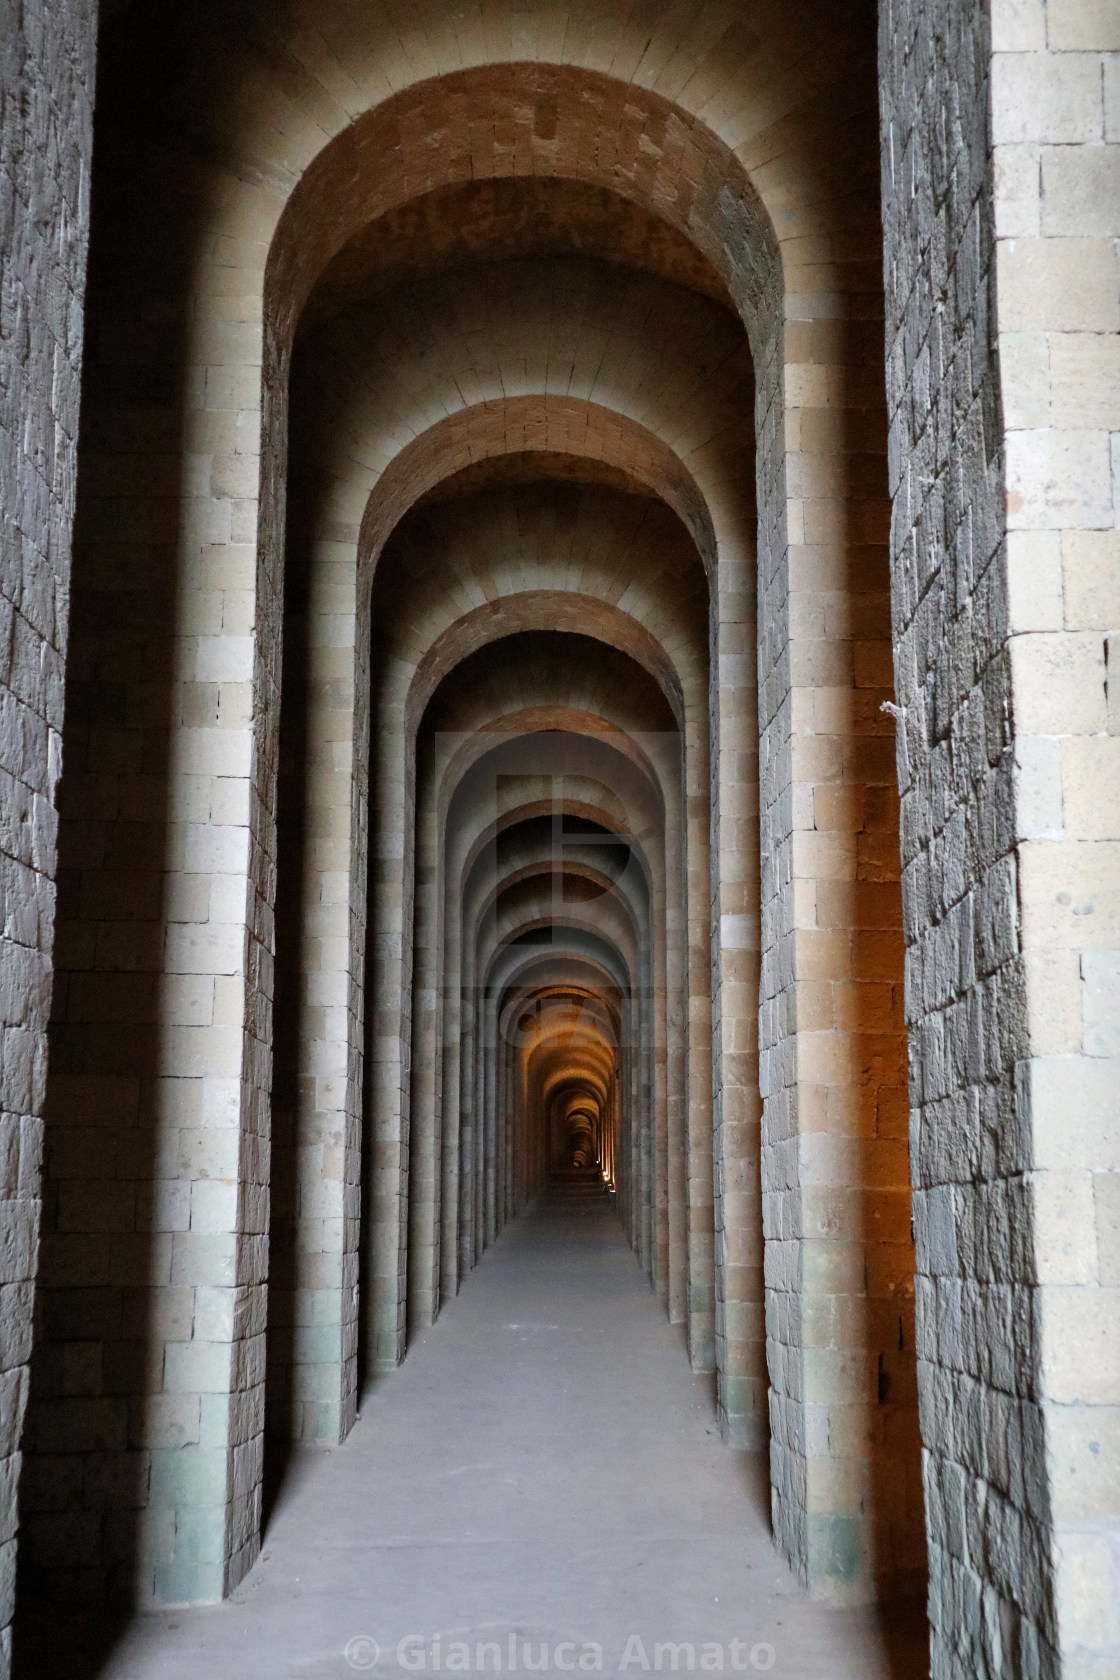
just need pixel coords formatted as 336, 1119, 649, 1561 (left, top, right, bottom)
758, 16, 920, 1605
881, 0, 1120, 1674
0, 1, 96, 1671
880, 5, 1040, 1672
989, 1, 1120, 1670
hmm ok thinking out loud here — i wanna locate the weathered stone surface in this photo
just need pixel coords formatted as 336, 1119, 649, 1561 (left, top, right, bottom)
0, 0, 96, 1670
880, 0, 1120, 1673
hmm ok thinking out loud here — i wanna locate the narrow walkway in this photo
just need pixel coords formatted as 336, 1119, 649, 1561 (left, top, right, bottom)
26, 1182, 928, 1680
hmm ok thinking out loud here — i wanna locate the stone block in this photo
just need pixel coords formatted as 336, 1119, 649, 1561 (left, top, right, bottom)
1005, 429, 1114, 530
1032, 1170, 1098, 1283
1046, 1400, 1120, 1523
147, 1444, 229, 1509
1050, 1528, 1120, 1653
992, 53, 1104, 143
1063, 531, 1120, 630
1095, 1171, 1120, 1284
1015, 735, 1063, 837
1041, 1285, 1120, 1402
1047, 0, 1120, 49
1050, 333, 1120, 429
1029, 1055, 1120, 1168
999, 238, 1120, 331
992, 0, 1048, 56
1108, 52, 1120, 141
1063, 740, 1120, 841
1041, 145, 1120, 237
1010, 634, 1106, 735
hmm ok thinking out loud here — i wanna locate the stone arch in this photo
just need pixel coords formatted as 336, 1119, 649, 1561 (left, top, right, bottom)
284, 434, 713, 1402
463, 828, 652, 1253
33, 0, 910, 1616
493, 949, 633, 1203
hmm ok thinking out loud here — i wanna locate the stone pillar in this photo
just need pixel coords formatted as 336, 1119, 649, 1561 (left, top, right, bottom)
407, 738, 443, 1331
712, 544, 767, 1441
272, 517, 366, 1445
27, 165, 282, 1608
0, 0, 95, 1664
882, 0, 1120, 1669
758, 194, 919, 1601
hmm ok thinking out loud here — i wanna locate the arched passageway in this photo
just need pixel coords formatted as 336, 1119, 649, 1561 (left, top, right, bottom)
9, 4, 1120, 1679
19, 0, 926, 1657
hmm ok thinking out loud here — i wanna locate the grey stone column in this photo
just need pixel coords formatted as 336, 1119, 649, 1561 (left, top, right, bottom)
0, 0, 96, 1666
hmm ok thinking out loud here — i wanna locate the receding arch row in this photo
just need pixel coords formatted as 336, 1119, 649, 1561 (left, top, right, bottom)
257, 91, 780, 1497
284, 391, 717, 1425
35, 8, 909, 1617
277, 563, 689, 1429
472, 892, 646, 1257
414, 620, 691, 1320
282, 243, 748, 1448
460, 815, 654, 1267
441, 754, 664, 1299
494, 968, 628, 1203
492, 942, 642, 1247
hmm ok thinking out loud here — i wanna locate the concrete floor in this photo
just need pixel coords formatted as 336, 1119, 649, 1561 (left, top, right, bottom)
19, 1180, 929, 1679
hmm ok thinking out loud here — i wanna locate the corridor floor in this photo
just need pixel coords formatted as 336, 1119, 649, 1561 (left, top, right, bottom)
21, 1182, 929, 1680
